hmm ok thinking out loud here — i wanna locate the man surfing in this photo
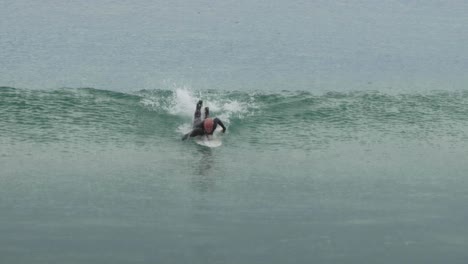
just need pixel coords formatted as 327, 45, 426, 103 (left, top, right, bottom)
182, 100, 226, 140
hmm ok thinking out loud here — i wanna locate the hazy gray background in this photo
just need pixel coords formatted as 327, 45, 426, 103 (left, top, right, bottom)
1, 0, 468, 91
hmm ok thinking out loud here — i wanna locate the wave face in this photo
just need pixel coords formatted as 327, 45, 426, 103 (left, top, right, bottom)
2, 87, 468, 150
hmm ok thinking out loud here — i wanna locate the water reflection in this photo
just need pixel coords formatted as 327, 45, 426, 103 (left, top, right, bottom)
197, 146, 213, 175
192, 146, 216, 192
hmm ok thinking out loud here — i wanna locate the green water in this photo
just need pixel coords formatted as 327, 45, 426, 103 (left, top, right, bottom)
3, 0, 468, 262
1, 87, 468, 263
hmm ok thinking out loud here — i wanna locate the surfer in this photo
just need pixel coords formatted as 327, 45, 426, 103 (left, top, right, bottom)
182, 100, 226, 140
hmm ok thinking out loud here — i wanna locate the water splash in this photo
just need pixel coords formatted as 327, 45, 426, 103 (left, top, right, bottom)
139, 87, 257, 134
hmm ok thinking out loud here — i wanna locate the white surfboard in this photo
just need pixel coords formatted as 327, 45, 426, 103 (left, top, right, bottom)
195, 135, 222, 148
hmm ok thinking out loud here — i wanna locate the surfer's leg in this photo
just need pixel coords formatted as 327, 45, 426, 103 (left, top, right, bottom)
204, 107, 209, 119
193, 100, 203, 127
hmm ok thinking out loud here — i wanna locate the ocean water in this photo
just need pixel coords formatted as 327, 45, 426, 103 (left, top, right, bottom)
2, 1, 468, 263
1, 87, 468, 263
2, 0, 468, 91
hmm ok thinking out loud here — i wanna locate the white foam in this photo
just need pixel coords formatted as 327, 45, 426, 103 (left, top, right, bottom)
140, 86, 257, 134
168, 88, 199, 117
177, 123, 193, 134
168, 88, 253, 125
214, 101, 243, 124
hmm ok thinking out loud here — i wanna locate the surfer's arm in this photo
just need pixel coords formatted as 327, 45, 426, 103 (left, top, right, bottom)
182, 128, 204, 140
214, 118, 226, 133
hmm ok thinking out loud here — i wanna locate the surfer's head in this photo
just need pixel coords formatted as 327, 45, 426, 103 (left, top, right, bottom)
204, 107, 209, 118
203, 118, 214, 134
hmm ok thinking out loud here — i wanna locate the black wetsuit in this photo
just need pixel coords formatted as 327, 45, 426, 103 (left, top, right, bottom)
182, 101, 226, 140
187, 118, 226, 138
